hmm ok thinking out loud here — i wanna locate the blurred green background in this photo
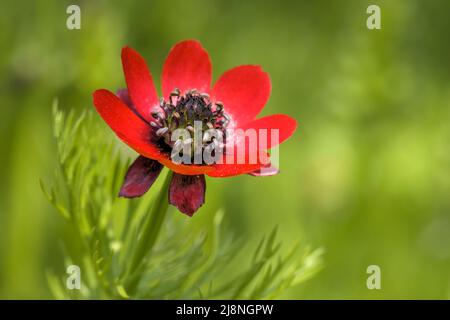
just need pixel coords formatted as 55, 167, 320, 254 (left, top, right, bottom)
0, 0, 449, 299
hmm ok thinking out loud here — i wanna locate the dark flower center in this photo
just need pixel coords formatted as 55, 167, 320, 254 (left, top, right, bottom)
150, 88, 230, 164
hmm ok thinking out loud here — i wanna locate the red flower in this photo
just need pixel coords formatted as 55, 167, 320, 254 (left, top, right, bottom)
93, 40, 296, 216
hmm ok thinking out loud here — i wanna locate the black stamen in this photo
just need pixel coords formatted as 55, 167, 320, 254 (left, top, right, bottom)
154, 89, 229, 164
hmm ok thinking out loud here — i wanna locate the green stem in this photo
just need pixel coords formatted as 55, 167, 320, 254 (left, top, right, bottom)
124, 169, 173, 295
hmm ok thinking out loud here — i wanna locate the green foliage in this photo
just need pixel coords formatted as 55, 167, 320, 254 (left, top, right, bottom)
41, 106, 323, 299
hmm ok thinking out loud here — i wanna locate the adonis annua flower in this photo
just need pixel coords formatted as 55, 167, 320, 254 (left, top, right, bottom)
93, 40, 296, 216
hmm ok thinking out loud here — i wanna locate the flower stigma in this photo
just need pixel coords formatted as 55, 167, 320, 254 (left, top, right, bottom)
149, 88, 230, 164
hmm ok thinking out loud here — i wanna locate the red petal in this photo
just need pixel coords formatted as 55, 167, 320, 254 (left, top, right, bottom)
122, 47, 160, 122
119, 156, 163, 198
93, 89, 163, 160
248, 165, 279, 177
212, 65, 271, 128
162, 40, 212, 99
116, 88, 133, 109
207, 148, 270, 178
208, 163, 264, 178
208, 114, 296, 177
240, 114, 297, 150
169, 173, 206, 216
158, 157, 214, 175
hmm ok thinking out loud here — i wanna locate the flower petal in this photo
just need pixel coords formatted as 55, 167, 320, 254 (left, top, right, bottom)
212, 65, 271, 128
240, 114, 297, 150
116, 88, 150, 124
207, 148, 270, 178
208, 114, 296, 177
162, 40, 212, 99
207, 126, 277, 177
248, 165, 279, 177
207, 149, 270, 178
208, 163, 264, 178
122, 47, 160, 122
93, 89, 163, 160
119, 156, 163, 198
116, 88, 133, 109
169, 173, 206, 216
158, 156, 214, 175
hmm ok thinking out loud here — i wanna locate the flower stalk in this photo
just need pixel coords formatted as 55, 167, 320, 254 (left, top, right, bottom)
123, 169, 173, 294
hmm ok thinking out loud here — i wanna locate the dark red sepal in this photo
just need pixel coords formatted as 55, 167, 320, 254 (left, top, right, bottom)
168, 173, 206, 216
119, 156, 163, 198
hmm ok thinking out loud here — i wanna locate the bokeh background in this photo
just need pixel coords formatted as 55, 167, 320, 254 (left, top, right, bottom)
0, 0, 449, 299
